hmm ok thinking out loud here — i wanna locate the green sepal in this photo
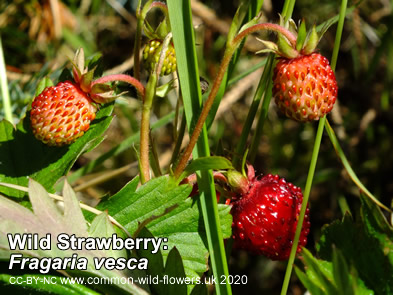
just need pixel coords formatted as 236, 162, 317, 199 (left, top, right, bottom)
302, 25, 319, 55
155, 18, 171, 40
92, 91, 127, 104
256, 38, 279, 54
80, 66, 96, 92
277, 34, 299, 58
288, 18, 298, 36
296, 19, 307, 52
73, 48, 86, 74
156, 79, 176, 97
143, 20, 157, 40
91, 83, 113, 94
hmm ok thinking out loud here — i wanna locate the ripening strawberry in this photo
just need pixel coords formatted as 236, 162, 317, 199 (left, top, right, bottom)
30, 81, 97, 146
30, 48, 129, 146
258, 19, 338, 121
229, 170, 310, 260
143, 39, 177, 76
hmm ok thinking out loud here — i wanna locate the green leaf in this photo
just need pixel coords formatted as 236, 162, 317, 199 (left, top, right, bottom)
179, 156, 233, 181
0, 102, 114, 198
296, 248, 374, 295
136, 227, 165, 295
317, 212, 393, 294
89, 213, 127, 260
301, 248, 338, 294
332, 247, 354, 295
34, 77, 54, 97
0, 274, 100, 295
95, 175, 232, 292
295, 266, 325, 295
165, 247, 188, 295
0, 179, 148, 295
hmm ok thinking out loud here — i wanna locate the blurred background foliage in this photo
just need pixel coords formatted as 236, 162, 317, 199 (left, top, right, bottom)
1, 0, 392, 294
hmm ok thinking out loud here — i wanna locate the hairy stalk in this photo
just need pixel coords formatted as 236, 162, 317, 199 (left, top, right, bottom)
280, 0, 348, 293
92, 74, 145, 99
174, 22, 296, 179
139, 74, 157, 183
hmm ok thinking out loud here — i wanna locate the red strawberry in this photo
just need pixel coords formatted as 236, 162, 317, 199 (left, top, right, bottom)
257, 19, 338, 121
273, 53, 337, 121
30, 48, 126, 146
230, 173, 310, 260
30, 81, 97, 146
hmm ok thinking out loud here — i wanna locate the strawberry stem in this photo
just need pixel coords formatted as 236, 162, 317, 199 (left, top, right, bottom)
139, 73, 157, 183
233, 23, 297, 48
92, 74, 145, 99
174, 21, 296, 179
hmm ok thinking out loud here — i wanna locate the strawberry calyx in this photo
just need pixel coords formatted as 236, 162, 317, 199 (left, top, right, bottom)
69, 48, 145, 104
255, 17, 330, 59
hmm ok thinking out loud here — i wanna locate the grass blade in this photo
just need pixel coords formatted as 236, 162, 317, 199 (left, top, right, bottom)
167, 1, 231, 294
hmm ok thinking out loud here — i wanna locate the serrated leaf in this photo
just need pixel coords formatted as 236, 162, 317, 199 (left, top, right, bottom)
317, 212, 393, 294
0, 179, 148, 295
95, 176, 232, 292
0, 102, 114, 198
89, 213, 127, 260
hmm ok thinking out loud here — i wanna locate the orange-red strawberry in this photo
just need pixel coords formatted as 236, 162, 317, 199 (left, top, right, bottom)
230, 172, 310, 260
272, 53, 337, 121
30, 81, 97, 146
30, 48, 143, 146
257, 18, 338, 121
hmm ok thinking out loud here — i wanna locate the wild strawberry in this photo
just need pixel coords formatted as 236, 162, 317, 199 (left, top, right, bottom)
258, 18, 338, 121
272, 53, 337, 121
230, 171, 310, 260
143, 39, 177, 76
30, 81, 97, 146
30, 48, 132, 146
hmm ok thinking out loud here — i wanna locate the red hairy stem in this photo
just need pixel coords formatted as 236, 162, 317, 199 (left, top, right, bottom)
234, 23, 297, 47
92, 74, 145, 99
174, 22, 293, 179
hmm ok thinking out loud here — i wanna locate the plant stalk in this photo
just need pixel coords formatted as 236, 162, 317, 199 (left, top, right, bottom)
174, 22, 297, 179
139, 74, 157, 183
0, 36, 12, 123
